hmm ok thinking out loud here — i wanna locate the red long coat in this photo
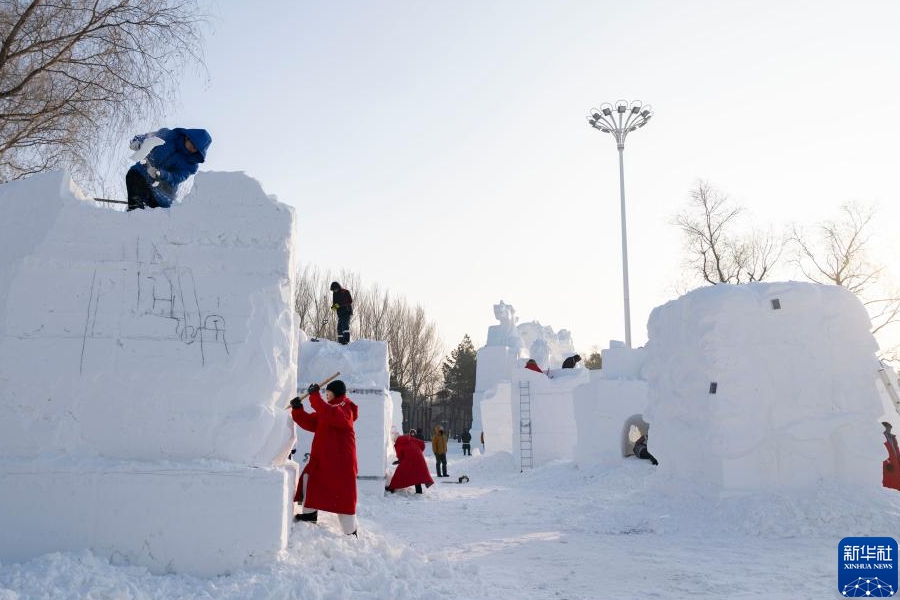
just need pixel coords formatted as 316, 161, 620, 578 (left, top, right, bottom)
291, 390, 359, 514
389, 435, 434, 490
884, 432, 900, 491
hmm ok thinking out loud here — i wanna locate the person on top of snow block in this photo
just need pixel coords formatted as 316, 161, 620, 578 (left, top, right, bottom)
882, 421, 900, 491
329, 281, 353, 345
562, 354, 582, 369
386, 429, 434, 494
524, 359, 543, 373
290, 379, 360, 536
125, 127, 212, 211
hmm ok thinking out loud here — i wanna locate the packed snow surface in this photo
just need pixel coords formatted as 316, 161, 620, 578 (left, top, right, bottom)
1, 444, 898, 599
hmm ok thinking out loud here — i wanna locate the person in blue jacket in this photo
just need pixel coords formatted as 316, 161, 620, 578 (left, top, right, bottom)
126, 127, 212, 211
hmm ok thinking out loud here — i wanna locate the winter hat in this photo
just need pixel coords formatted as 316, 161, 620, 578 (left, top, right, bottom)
330, 281, 341, 291
326, 379, 347, 397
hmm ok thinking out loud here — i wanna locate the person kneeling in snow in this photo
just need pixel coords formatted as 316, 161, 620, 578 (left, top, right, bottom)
386, 429, 434, 494
290, 379, 360, 536
126, 127, 211, 211
633, 434, 658, 466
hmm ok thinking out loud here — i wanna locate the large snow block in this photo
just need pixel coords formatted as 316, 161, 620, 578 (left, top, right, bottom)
0, 171, 298, 575
0, 171, 297, 464
294, 339, 394, 485
643, 282, 884, 496
573, 374, 648, 466
298, 339, 389, 390
0, 458, 297, 576
480, 369, 588, 469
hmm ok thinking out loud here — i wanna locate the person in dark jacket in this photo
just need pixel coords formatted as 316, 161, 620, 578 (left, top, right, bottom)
330, 281, 353, 345
386, 430, 434, 494
431, 425, 449, 477
561, 354, 582, 369
633, 434, 658, 466
290, 379, 360, 535
126, 127, 212, 211
461, 429, 472, 456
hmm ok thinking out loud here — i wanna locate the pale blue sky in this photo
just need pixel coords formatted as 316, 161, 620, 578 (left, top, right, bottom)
166, 0, 900, 353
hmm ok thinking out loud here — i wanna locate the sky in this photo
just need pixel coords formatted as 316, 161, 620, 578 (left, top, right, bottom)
163, 0, 900, 354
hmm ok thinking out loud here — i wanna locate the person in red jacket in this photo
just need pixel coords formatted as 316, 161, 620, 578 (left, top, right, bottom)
524, 359, 543, 373
883, 421, 900, 491
290, 379, 359, 535
386, 429, 434, 494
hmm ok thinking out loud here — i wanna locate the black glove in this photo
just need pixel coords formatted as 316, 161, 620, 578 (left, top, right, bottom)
290, 397, 303, 409
307, 383, 320, 395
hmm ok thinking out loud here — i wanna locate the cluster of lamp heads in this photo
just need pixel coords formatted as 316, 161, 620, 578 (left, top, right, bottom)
586, 99, 653, 134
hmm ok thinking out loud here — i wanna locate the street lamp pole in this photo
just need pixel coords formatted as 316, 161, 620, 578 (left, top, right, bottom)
586, 100, 653, 349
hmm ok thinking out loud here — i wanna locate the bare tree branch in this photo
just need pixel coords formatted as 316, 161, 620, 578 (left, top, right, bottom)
0, 0, 207, 186
675, 180, 785, 285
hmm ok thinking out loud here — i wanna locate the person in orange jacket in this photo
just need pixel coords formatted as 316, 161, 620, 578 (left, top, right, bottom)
290, 379, 359, 535
432, 425, 449, 478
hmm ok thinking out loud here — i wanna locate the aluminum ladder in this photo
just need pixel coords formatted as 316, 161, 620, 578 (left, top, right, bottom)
519, 380, 534, 471
878, 366, 900, 418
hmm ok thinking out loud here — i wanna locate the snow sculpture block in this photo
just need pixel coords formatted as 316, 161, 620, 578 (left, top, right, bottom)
517, 320, 576, 369
485, 300, 524, 352
296, 339, 394, 485
0, 171, 297, 574
480, 368, 588, 469
573, 372, 648, 465
473, 301, 582, 467
643, 282, 885, 496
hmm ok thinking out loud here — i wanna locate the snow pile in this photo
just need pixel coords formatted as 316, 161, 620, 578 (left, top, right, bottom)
643, 282, 885, 496
0, 171, 298, 575
295, 338, 398, 484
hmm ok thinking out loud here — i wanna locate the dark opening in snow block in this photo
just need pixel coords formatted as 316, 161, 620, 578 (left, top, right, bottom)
709, 382, 718, 394
771, 299, 781, 310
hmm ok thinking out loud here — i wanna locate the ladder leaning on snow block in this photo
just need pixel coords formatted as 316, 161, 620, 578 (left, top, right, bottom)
519, 381, 534, 471
878, 366, 900, 418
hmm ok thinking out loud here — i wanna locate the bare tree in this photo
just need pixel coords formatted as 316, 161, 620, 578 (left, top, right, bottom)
792, 202, 900, 337
293, 264, 444, 408
0, 0, 206, 185
675, 180, 785, 285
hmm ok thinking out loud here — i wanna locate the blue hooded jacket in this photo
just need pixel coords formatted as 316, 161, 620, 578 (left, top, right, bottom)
130, 128, 212, 207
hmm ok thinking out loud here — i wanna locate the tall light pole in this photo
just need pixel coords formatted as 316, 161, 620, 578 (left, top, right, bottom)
586, 100, 653, 349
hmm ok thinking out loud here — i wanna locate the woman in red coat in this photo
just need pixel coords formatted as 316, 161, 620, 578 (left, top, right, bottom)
386, 429, 434, 494
883, 421, 900, 491
290, 379, 359, 535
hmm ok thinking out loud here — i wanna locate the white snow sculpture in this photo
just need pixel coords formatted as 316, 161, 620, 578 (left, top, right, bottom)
0, 171, 298, 575
643, 282, 885, 496
295, 338, 397, 493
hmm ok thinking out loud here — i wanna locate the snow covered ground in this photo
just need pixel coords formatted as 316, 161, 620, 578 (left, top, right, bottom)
2, 440, 897, 600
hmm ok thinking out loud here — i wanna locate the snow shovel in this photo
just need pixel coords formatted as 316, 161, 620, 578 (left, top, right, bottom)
441, 475, 470, 484
284, 371, 341, 409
